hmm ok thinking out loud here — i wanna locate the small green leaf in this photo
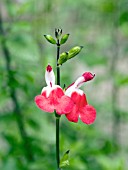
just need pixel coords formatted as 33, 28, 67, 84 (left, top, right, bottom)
68, 46, 83, 59
58, 52, 68, 65
60, 34, 70, 45
59, 150, 70, 168
44, 34, 56, 44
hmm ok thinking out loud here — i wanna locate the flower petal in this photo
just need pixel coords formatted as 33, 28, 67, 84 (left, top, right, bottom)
48, 86, 64, 105
35, 95, 54, 113
36, 86, 68, 114
56, 96, 74, 115
79, 105, 96, 124
71, 92, 87, 107
66, 105, 79, 123
74, 76, 85, 88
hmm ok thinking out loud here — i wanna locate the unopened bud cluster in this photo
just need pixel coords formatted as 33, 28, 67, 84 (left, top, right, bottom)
55, 28, 62, 40
44, 28, 84, 65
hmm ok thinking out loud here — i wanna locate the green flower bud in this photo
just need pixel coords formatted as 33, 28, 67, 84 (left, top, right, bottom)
55, 28, 62, 40
60, 34, 70, 45
44, 34, 56, 44
58, 52, 68, 65
68, 46, 83, 59
59, 150, 70, 168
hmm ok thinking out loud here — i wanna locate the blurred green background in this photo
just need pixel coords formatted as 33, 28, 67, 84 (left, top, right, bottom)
0, 0, 128, 170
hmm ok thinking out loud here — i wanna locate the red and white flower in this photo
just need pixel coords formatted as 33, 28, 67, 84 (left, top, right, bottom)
65, 72, 96, 124
35, 65, 74, 115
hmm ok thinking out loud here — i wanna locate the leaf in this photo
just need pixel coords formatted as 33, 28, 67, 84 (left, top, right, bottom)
0, 113, 15, 122
68, 46, 83, 59
2, 133, 19, 147
119, 77, 128, 86
119, 11, 128, 25
60, 34, 70, 45
99, 1, 115, 13
59, 150, 70, 168
27, 118, 40, 130
44, 35, 56, 44
116, 75, 128, 87
58, 52, 68, 65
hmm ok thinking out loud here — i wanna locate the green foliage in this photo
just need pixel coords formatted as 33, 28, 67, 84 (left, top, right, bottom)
44, 35, 56, 44
58, 45, 83, 65
58, 52, 68, 65
119, 11, 128, 25
60, 150, 70, 168
68, 46, 83, 59
60, 34, 70, 45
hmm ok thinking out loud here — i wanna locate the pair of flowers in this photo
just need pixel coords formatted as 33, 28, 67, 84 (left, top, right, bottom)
35, 65, 96, 124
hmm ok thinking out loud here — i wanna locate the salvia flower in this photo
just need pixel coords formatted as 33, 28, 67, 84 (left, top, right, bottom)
35, 65, 74, 115
65, 72, 96, 124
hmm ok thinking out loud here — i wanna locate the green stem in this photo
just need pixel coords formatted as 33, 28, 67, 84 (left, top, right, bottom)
56, 39, 61, 170
55, 113, 61, 170
57, 40, 60, 85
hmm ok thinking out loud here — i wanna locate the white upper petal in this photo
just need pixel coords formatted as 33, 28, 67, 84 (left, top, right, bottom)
74, 76, 85, 88
65, 76, 85, 97
45, 68, 55, 87
65, 85, 75, 97
65, 84, 83, 97
41, 85, 61, 97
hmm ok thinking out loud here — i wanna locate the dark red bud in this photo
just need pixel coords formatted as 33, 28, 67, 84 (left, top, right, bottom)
46, 65, 52, 72
82, 72, 95, 82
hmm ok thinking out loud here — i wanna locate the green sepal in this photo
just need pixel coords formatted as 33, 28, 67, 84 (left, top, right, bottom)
68, 46, 83, 59
59, 150, 70, 168
44, 34, 56, 44
58, 52, 68, 65
60, 34, 70, 45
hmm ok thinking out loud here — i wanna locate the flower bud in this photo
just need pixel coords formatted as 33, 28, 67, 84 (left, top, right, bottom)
60, 34, 70, 45
44, 34, 56, 44
46, 65, 52, 72
55, 28, 62, 40
59, 150, 70, 168
68, 46, 83, 59
45, 65, 55, 87
82, 72, 95, 82
58, 52, 68, 65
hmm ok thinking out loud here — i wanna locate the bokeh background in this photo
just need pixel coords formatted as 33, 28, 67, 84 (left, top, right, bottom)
0, 0, 128, 170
